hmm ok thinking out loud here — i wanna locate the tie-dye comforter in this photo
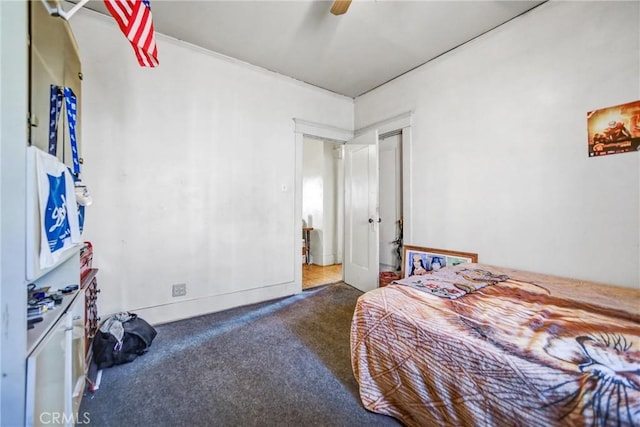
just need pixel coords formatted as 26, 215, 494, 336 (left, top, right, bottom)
350, 263, 640, 426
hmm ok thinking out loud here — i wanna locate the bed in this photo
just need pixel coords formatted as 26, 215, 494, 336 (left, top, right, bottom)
350, 263, 640, 426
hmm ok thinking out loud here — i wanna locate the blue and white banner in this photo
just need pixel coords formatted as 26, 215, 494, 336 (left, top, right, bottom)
34, 147, 81, 269
63, 87, 80, 174
48, 85, 63, 156
48, 85, 80, 174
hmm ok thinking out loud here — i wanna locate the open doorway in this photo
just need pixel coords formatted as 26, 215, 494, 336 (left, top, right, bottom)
301, 132, 404, 290
302, 137, 344, 290
294, 112, 412, 293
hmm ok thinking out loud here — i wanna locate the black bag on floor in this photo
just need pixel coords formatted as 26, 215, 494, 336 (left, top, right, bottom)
92, 312, 157, 370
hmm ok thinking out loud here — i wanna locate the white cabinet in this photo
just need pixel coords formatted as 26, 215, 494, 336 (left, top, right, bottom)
68, 291, 86, 419
25, 250, 87, 427
26, 290, 86, 427
25, 313, 67, 426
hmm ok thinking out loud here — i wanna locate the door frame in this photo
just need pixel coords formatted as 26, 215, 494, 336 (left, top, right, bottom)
293, 112, 412, 293
355, 112, 413, 251
294, 119, 353, 293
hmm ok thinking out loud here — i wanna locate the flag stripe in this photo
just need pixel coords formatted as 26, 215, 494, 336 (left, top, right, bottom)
104, 0, 158, 67
104, 0, 129, 30
139, 17, 153, 52
131, 6, 150, 46
127, 2, 145, 41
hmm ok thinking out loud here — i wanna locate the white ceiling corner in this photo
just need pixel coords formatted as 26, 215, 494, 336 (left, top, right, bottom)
75, 0, 545, 98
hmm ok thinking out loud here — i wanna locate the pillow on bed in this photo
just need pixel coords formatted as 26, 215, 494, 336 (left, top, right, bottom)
392, 267, 508, 299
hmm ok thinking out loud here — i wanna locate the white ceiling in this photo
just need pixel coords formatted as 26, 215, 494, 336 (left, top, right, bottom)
79, 0, 544, 98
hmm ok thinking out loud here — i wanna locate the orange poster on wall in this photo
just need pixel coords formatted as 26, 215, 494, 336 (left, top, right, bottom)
587, 100, 640, 157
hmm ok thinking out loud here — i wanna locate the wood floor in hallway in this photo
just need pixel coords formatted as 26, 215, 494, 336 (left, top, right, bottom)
302, 264, 343, 290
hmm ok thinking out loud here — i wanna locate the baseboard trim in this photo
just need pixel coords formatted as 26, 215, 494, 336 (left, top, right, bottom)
132, 281, 300, 325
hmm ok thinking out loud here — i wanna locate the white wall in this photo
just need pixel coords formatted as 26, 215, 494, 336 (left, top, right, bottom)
302, 138, 324, 263
70, 10, 353, 324
302, 138, 342, 266
322, 142, 342, 266
356, 1, 640, 288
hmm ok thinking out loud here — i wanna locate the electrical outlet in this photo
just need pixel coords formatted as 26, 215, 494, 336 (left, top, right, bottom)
172, 283, 187, 297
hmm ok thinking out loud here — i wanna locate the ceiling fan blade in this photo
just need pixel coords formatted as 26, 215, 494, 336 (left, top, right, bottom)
330, 0, 352, 16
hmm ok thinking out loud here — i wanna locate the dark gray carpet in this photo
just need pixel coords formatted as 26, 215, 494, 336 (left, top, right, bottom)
79, 283, 401, 426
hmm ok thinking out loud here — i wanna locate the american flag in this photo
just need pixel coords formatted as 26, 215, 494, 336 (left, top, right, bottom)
104, 0, 159, 67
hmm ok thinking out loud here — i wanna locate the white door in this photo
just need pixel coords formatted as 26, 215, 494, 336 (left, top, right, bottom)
343, 129, 379, 292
